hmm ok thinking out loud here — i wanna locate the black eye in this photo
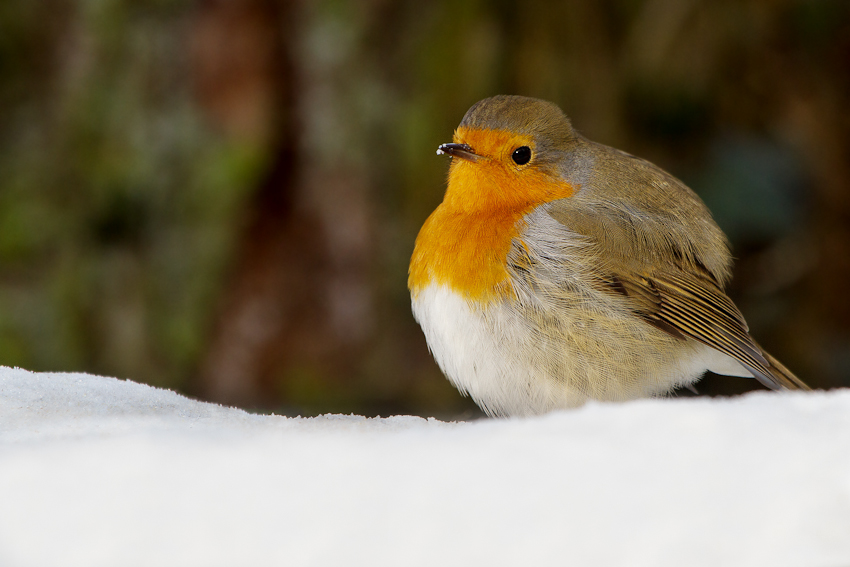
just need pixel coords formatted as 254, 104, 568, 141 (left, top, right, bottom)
511, 146, 531, 165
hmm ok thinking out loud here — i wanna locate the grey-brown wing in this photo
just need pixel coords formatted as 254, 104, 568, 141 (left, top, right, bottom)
607, 270, 809, 391
545, 195, 809, 391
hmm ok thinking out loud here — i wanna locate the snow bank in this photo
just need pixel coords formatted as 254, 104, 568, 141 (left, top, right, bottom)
1, 366, 849, 567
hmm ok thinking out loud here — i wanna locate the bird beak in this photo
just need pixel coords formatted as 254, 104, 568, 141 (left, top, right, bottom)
436, 143, 480, 162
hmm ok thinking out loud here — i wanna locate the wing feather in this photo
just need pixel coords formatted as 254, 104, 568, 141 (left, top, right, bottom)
543, 196, 809, 391
611, 270, 809, 391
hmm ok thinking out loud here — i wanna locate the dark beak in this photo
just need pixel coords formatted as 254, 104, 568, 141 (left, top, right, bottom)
436, 143, 479, 162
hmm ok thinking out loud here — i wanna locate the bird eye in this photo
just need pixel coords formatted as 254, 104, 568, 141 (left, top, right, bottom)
511, 146, 531, 165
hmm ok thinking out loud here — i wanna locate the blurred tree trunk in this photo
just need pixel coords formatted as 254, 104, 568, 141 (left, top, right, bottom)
190, 0, 307, 407
189, 0, 376, 409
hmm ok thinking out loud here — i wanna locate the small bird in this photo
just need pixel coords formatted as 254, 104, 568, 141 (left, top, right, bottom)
409, 95, 809, 417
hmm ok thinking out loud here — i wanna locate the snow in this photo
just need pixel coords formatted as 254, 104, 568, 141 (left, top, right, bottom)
1, 366, 849, 567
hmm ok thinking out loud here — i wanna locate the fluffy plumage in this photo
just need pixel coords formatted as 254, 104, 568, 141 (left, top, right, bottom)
410, 95, 808, 416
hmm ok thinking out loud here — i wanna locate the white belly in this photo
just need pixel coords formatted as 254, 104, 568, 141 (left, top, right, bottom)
412, 284, 583, 416
411, 283, 750, 416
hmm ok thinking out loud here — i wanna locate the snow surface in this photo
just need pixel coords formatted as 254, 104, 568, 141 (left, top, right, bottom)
1, 366, 849, 567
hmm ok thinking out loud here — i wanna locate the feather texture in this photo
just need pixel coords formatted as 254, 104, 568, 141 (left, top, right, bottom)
410, 95, 809, 416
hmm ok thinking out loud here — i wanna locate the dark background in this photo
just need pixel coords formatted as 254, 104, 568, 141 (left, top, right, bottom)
2, 0, 848, 418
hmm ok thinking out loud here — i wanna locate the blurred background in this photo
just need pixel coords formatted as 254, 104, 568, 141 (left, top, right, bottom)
1, 0, 848, 418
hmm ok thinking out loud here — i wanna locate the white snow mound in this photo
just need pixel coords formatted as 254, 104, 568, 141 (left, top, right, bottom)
1, 365, 849, 567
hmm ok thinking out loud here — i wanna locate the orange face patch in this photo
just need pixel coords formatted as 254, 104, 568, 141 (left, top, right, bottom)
409, 127, 575, 305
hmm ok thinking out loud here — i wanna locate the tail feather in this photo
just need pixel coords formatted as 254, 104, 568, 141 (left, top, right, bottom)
747, 343, 811, 391
761, 349, 811, 391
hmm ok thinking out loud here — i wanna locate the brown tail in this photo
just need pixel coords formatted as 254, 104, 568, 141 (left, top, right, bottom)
760, 348, 811, 391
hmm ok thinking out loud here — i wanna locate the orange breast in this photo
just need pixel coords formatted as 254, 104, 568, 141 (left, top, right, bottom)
409, 127, 575, 305
409, 204, 526, 304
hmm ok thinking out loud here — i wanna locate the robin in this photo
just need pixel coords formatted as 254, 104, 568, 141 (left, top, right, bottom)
409, 95, 809, 417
